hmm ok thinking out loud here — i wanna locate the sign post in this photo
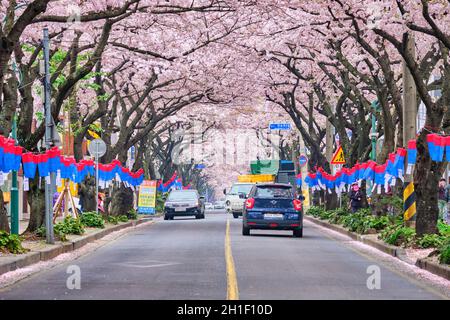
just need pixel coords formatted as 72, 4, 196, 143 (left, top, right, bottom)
138, 180, 157, 214
88, 139, 107, 214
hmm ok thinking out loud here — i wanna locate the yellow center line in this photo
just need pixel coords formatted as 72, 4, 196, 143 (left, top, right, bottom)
225, 218, 239, 300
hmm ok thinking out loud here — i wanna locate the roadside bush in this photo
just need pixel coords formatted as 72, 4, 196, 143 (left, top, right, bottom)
36, 226, 46, 238
127, 209, 138, 220
107, 215, 119, 225
118, 215, 129, 222
306, 206, 326, 218
341, 209, 373, 234
156, 192, 167, 213
437, 220, 450, 237
379, 224, 416, 247
81, 212, 105, 228
439, 239, 450, 264
328, 208, 350, 224
54, 216, 85, 242
416, 234, 445, 249
0, 231, 27, 254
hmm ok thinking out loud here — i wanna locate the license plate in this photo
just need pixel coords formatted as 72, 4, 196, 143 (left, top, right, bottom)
264, 213, 283, 220
175, 207, 186, 212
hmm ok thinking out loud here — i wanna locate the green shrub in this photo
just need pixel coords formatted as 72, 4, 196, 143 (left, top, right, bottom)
107, 215, 119, 225
341, 209, 373, 234
329, 208, 350, 224
437, 221, 450, 237
36, 226, 46, 238
380, 224, 416, 247
127, 209, 138, 220
54, 216, 85, 241
306, 206, 326, 218
0, 231, 27, 254
156, 192, 167, 213
118, 215, 128, 222
439, 239, 450, 264
416, 234, 445, 249
81, 212, 105, 228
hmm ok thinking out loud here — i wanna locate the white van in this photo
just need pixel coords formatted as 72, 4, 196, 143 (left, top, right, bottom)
223, 183, 255, 218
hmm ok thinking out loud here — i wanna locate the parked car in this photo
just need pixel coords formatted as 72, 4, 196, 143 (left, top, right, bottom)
205, 202, 214, 210
224, 183, 255, 218
164, 190, 205, 220
242, 183, 303, 237
214, 201, 225, 209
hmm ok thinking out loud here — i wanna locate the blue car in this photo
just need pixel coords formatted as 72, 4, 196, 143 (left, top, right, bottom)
242, 183, 303, 237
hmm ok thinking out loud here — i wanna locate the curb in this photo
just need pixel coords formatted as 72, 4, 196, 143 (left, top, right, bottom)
416, 257, 450, 281
0, 218, 154, 276
305, 215, 450, 280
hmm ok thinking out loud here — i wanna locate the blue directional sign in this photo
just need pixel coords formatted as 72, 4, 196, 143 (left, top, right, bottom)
269, 123, 291, 130
195, 164, 206, 169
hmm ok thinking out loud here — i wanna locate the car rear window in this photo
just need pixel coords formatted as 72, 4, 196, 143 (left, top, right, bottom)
255, 186, 293, 198
167, 191, 197, 201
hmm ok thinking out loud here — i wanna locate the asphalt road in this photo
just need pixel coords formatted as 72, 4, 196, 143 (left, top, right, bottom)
0, 211, 446, 299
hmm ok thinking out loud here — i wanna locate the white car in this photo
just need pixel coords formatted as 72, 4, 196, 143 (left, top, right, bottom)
214, 201, 225, 209
223, 183, 255, 218
205, 202, 214, 210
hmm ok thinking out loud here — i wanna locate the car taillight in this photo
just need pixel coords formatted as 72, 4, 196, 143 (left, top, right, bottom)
293, 199, 302, 211
246, 198, 255, 209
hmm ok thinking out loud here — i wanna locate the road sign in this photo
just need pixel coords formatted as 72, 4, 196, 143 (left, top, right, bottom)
88, 138, 107, 214
195, 164, 206, 169
138, 180, 157, 214
331, 146, 346, 164
269, 123, 291, 130
88, 138, 107, 158
299, 155, 308, 167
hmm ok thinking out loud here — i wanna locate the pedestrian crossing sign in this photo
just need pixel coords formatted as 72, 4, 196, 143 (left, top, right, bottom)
331, 146, 345, 164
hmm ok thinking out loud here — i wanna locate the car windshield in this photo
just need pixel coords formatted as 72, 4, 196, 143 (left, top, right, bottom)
167, 191, 197, 201
255, 186, 293, 198
229, 184, 253, 195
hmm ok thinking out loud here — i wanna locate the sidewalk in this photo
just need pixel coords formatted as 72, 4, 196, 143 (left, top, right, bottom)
0, 215, 158, 276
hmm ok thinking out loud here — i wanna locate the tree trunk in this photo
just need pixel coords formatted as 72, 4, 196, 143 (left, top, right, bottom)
414, 123, 444, 236
109, 183, 134, 216
25, 176, 46, 233
324, 190, 338, 210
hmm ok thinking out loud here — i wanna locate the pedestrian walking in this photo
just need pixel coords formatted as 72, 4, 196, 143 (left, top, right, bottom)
438, 178, 448, 222
349, 183, 363, 213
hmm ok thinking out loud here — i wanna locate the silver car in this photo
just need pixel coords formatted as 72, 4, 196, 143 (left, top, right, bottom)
164, 190, 205, 220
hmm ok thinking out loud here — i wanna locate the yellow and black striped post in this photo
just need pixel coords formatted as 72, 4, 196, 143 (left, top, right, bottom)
403, 182, 416, 221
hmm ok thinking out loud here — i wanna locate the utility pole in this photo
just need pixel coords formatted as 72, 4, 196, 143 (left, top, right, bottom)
403, 34, 417, 149
370, 101, 379, 161
402, 32, 417, 225
10, 115, 18, 234
326, 117, 333, 172
43, 28, 55, 244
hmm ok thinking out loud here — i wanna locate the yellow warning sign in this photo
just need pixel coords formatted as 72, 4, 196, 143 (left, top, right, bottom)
331, 146, 345, 164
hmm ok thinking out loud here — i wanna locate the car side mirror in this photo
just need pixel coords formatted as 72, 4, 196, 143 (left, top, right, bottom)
223, 188, 227, 195
239, 193, 246, 199
297, 195, 305, 201
200, 196, 205, 201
